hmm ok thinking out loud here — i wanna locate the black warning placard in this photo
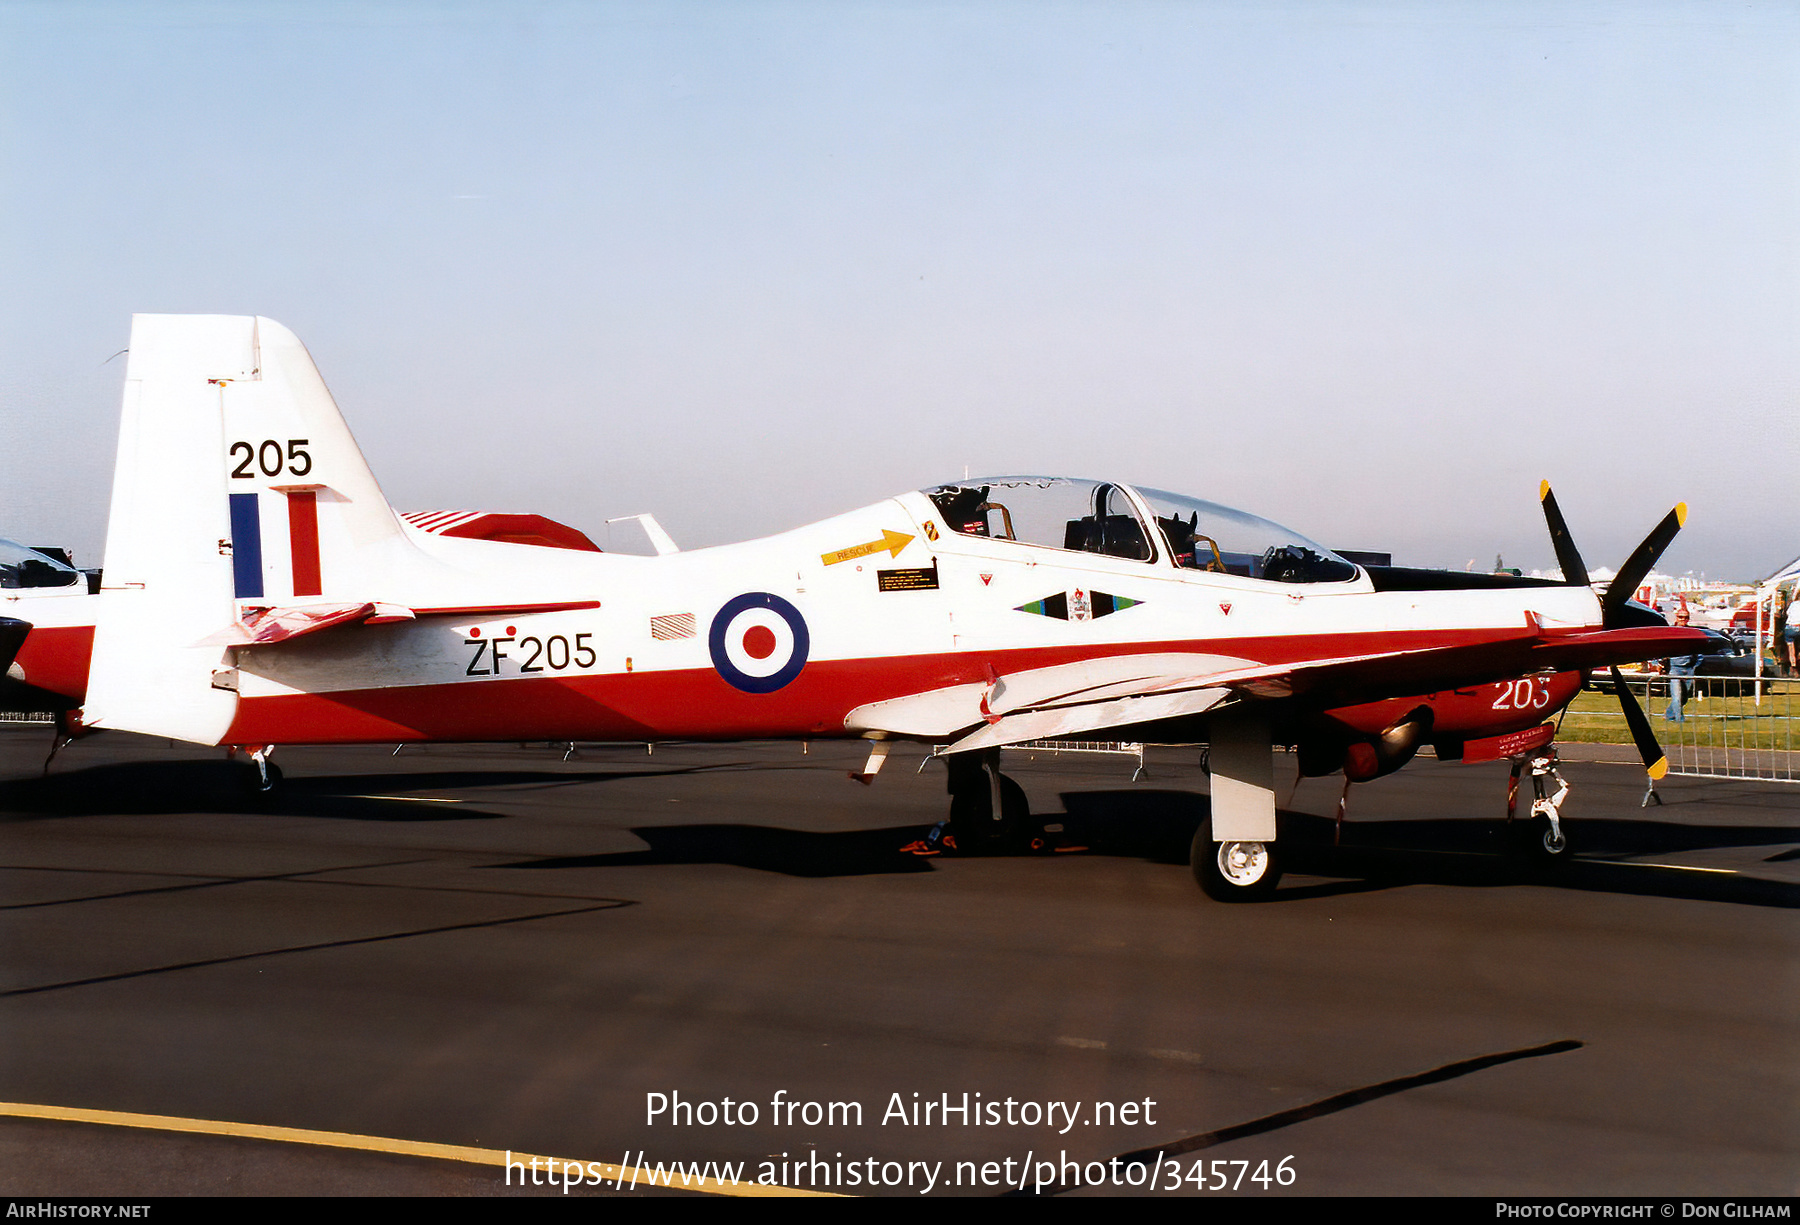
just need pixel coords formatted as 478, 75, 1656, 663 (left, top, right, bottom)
877, 564, 940, 592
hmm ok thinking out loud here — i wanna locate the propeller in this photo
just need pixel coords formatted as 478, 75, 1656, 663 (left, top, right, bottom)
1539, 485, 1689, 779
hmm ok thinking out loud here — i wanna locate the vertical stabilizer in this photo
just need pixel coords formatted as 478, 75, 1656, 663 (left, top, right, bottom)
86, 315, 406, 743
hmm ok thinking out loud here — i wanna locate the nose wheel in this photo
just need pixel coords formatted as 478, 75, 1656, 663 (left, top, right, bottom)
1508, 748, 1570, 860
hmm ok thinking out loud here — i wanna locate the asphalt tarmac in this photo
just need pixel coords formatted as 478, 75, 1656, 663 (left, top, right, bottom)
1, 725, 1795, 1197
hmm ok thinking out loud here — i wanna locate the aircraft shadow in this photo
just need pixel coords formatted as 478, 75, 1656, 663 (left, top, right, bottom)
0, 761, 514, 823
501, 825, 941, 878
1059, 789, 1800, 908
0, 760, 758, 823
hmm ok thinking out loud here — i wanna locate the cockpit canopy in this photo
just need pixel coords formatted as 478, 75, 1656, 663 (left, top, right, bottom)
0, 539, 82, 589
924, 477, 1358, 584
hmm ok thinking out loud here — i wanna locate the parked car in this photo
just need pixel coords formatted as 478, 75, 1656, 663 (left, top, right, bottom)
1588, 629, 1768, 699
1691, 633, 1769, 698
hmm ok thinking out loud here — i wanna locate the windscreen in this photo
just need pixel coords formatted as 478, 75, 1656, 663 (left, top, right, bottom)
0, 539, 81, 589
1135, 488, 1358, 584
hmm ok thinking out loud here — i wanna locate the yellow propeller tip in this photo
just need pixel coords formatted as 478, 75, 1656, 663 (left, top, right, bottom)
1675, 502, 1688, 527
1648, 758, 1668, 781
1539, 479, 1550, 500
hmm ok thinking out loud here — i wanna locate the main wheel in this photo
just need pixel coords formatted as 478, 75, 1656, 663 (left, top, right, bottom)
946, 753, 1029, 852
1191, 819, 1282, 902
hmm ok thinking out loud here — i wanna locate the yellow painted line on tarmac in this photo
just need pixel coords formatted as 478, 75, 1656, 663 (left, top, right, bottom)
1621, 862, 1737, 875
0, 1101, 838, 1197
347, 795, 464, 803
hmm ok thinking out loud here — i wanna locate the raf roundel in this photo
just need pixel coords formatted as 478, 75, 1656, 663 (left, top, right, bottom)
708, 593, 810, 693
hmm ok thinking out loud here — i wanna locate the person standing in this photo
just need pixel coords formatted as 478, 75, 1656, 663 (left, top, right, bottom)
1777, 584, 1796, 678
1665, 605, 1698, 721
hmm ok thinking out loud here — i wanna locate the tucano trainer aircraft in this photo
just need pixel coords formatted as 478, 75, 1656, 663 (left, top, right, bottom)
5, 315, 1703, 899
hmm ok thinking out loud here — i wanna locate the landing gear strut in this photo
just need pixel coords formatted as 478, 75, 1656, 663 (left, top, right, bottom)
229, 744, 284, 793
1507, 747, 1569, 859
1190, 711, 1283, 901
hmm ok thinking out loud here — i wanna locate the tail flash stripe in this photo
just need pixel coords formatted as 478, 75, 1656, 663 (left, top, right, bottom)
228, 493, 264, 599
287, 490, 322, 597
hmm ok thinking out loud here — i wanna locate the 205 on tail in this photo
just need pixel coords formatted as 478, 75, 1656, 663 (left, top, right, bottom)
11, 315, 1705, 900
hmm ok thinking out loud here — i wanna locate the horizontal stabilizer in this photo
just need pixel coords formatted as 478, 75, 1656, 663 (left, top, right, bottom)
198, 602, 376, 646
198, 598, 605, 646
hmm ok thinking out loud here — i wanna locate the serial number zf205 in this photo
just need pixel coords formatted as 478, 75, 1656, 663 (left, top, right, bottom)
464, 632, 596, 676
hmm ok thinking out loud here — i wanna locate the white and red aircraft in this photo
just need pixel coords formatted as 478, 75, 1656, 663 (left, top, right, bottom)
4, 315, 1702, 899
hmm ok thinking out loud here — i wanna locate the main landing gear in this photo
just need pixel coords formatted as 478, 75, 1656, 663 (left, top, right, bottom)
227, 744, 284, 793
1506, 746, 1570, 860
1187, 710, 1284, 901
944, 749, 1029, 853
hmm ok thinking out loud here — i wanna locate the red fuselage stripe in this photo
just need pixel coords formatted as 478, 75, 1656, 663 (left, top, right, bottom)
220, 625, 1543, 746
11, 625, 95, 700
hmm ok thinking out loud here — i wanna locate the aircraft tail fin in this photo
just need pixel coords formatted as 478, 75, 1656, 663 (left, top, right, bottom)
86, 315, 408, 743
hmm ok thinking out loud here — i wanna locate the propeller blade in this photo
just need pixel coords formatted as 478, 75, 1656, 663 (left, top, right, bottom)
1611, 665, 1668, 779
1538, 481, 1589, 587
1603, 503, 1687, 628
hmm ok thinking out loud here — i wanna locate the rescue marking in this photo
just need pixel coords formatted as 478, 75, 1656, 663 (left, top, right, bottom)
709, 593, 810, 693
820, 530, 914, 566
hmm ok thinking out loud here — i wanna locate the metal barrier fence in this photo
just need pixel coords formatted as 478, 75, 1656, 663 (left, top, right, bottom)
924, 740, 1148, 780
1619, 673, 1798, 784
1009, 740, 1147, 781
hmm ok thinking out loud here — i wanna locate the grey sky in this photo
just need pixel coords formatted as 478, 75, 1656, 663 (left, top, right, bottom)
3, 1, 1795, 580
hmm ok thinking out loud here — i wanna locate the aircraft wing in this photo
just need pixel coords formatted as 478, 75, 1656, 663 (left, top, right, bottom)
850, 623, 1707, 754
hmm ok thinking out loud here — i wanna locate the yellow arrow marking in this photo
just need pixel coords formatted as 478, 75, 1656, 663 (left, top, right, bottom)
820, 529, 914, 566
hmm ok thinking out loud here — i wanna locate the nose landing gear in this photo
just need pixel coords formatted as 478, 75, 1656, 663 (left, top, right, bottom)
1507, 747, 1570, 860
